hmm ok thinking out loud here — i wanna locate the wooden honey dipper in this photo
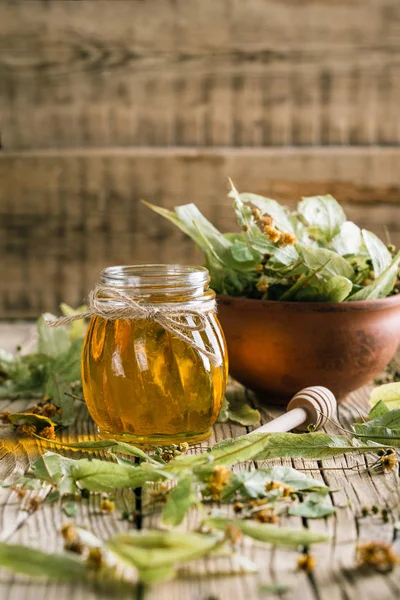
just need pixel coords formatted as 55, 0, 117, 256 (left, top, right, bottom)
249, 386, 337, 435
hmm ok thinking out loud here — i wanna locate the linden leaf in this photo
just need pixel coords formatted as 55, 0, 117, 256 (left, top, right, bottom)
207, 517, 328, 547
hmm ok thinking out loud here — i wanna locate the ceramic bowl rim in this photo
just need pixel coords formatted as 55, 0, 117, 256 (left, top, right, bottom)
216, 292, 400, 313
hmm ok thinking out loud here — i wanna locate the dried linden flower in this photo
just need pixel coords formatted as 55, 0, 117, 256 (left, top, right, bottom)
357, 541, 400, 572
100, 498, 115, 513
254, 508, 278, 524
0, 412, 11, 424
381, 453, 398, 473
279, 232, 297, 247
256, 277, 269, 293
297, 554, 316, 573
265, 481, 295, 498
86, 547, 104, 571
41, 425, 56, 440
42, 403, 58, 418
261, 215, 274, 227
16, 423, 36, 436
263, 225, 281, 243
209, 465, 231, 501
61, 524, 77, 543
27, 497, 41, 512
225, 524, 242, 545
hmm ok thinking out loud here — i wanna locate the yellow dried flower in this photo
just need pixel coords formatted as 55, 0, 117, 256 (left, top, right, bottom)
100, 498, 115, 513
252, 207, 262, 221
65, 540, 85, 555
357, 541, 400, 572
41, 425, 56, 440
263, 225, 281, 243
42, 403, 58, 418
381, 453, 398, 473
279, 232, 297, 247
27, 497, 41, 512
265, 481, 295, 497
256, 277, 269, 293
297, 554, 316, 573
61, 524, 77, 543
253, 508, 278, 524
11, 485, 27, 499
261, 215, 274, 227
209, 465, 231, 501
242, 224, 250, 232
225, 524, 242, 545
86, 547, 104, 571
255, 264, 264, 273
16, 423, 36, 436
0, 411, 11, 424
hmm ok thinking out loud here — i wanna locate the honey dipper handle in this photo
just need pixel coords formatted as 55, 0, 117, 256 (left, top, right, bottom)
248, 407, 308, 435
248, 386, 337, 435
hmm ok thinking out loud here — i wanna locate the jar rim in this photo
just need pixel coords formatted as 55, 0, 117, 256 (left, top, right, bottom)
101, 264, 210, 290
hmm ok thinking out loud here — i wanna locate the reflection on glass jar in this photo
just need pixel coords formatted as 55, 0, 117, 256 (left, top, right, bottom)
82, 265, 228, 445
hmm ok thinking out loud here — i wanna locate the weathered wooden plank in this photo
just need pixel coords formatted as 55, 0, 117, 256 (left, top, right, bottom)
2, 326, 400, 598
1, 0, 400, 149
1, 146, 400, 318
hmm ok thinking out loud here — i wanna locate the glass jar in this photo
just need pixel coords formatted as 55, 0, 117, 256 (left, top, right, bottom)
81, 265, 228, 445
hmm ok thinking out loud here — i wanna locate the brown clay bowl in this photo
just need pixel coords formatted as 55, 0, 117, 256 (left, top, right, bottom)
217, 294, 400, 404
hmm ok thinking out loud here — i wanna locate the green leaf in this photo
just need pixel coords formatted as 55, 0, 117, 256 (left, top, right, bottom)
298, 195, 346, 242
31, 452, 78, 495
210, 432, 384, 463
206, 517, 328, 547
349, 251, 400, 300
330, 221, 362, 255
230, 240, 260, 264
368, 400, 389, 419
289, 497, 336, 519
319, 275, 353, 302
108, 530, 220, 577
162, 478, 196, 526
60, 303, 88, 341
353, 409, 400, 444
221, 470, 271, 501
39, 437, 160, 465
300, 246, 354, 280
47, 373, 75, 426
37, 315, 70, 358
71, 459, 169, 493
50, 338, 83, 383
362, 229, 392, 277
63, 500, 78, 517
259, 583, 290, 596
369, 382, 400, 410
0, 542, 89, 581
260, 466, 328, 493
218, 394, 261, 427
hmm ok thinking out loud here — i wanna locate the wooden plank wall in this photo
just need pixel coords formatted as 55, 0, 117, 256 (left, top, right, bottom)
1, 0, 400, 317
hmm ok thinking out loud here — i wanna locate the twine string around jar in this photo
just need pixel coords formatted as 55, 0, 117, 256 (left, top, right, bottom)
45, 284, 221, 367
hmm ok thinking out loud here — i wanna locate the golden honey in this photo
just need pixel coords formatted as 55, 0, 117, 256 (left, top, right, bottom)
82, 265, 228, 444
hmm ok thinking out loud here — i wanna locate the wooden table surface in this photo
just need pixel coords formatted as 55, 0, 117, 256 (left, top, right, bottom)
1, 323, 399, 600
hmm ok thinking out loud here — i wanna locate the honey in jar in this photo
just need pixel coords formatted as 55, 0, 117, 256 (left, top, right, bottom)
82, 265, 228, 444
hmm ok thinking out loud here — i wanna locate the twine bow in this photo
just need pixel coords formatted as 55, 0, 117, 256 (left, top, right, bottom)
45, 285, 221, 367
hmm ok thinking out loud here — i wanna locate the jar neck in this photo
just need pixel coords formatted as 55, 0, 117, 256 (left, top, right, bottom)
100, 265, 212, 303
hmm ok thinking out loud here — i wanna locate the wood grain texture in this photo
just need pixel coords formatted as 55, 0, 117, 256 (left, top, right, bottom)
1, 323, 400, 599
1, 146, 400, 318
1, 0, 400, 149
